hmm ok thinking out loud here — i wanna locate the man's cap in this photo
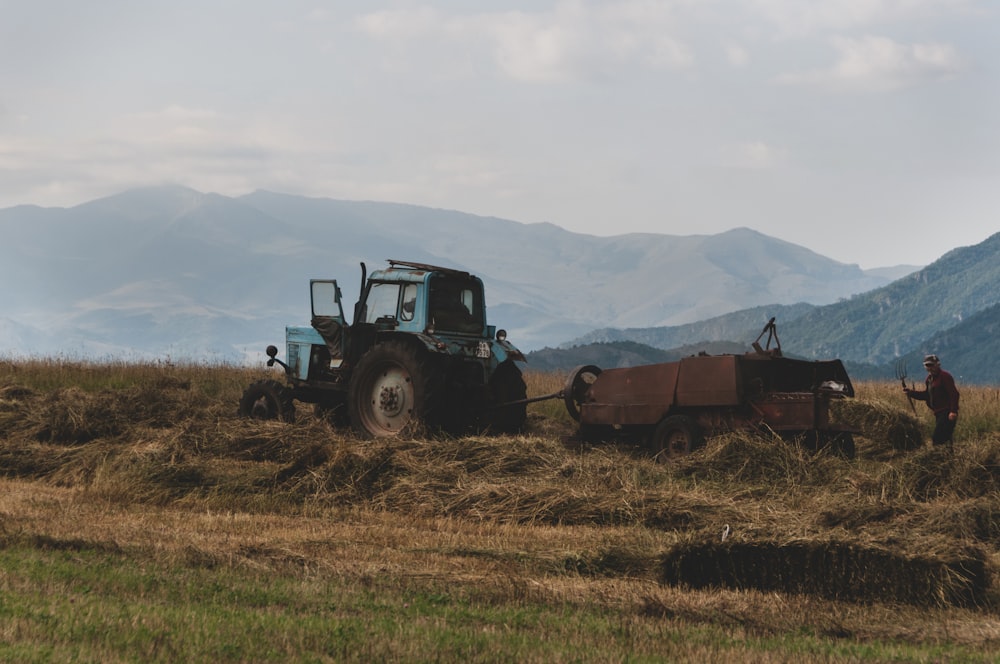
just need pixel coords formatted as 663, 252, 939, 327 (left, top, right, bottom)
923, 354, 940, 366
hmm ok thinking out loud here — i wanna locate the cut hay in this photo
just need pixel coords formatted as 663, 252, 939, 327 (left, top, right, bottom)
660, 537, 990, 608
833, 398, 924, 455
923, 498, 1000, 545
675, 430, 844, 488
876, 440, 1000, 502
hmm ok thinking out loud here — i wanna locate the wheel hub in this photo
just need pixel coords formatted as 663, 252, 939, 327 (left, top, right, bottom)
367, 366, 413, 430
251, 396, 272, 418
378, 385, 403, 416
667, 432, 690, 456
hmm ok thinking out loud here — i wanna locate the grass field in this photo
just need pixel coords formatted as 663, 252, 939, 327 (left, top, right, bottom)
0, 358, 998, 662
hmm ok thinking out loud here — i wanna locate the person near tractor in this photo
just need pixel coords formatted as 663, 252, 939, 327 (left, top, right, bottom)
903, 354, 960, 445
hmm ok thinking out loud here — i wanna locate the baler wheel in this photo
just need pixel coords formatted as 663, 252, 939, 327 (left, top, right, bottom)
650, 415, 703, 463
563, 365, 601, 422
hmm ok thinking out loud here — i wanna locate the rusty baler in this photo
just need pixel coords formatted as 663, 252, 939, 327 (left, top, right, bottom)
560, 319, 856, 460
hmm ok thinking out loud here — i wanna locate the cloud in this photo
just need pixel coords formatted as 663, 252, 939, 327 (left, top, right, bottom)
726, 44, 750, 67
354, 6, 441, 40
777, 35, 964, 91
354, 1, 694, 83
721, 141, 788, 169
748, 0, 979, 36
0, 104, 315, 208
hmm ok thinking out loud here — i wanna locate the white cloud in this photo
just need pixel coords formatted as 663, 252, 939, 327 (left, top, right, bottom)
354, 7, 441, 40
721, 141, 788, 169
749, 0, 979, 36
726, 43, 750, 67
354, 1, 694, 83
778, 35, 964, 91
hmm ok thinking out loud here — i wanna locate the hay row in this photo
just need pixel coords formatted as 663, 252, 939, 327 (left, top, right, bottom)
660, 538, 990, 608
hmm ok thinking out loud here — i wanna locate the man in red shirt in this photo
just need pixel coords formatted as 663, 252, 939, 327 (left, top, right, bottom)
904, 354, 960, 445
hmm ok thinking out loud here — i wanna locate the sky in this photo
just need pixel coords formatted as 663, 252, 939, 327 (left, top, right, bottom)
1, 0, 998, 269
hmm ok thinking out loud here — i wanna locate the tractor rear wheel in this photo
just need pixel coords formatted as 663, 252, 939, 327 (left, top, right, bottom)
488, 360, 527, 434
349, 341, 434, 438
650, 415, 703, 463
239, 379, 296, 423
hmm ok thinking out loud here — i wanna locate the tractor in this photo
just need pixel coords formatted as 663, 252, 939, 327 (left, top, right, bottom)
239, 259, 527, 437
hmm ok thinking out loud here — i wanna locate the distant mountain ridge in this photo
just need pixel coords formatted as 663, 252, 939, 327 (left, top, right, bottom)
551, 231, 1000, 384
0, 186, 912, 360
564, 303, 817, 350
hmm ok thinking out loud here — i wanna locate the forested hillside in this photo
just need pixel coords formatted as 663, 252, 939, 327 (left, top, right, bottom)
779, 232, 1000, 366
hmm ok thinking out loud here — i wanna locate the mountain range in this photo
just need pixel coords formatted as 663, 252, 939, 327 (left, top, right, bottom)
0, 185, 917, 361
556, 232, 1000, 384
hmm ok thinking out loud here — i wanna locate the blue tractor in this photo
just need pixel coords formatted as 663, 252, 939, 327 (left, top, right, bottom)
239, 260, 528, 437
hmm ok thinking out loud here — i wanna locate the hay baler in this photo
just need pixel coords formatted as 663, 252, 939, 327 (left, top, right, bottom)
561, 319, 856, 460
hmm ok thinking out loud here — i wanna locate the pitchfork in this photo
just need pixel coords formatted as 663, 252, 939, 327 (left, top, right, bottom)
895, 359, 918, 415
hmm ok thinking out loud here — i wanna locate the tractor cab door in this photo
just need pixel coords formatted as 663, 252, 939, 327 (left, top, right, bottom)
310, 280, 346, 360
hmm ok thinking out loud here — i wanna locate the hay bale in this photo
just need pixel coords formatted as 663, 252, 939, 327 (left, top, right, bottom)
660, 537, 989, 607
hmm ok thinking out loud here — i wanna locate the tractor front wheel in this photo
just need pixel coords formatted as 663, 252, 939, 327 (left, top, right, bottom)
349, 342, 434, 438
238, 379, 296, 423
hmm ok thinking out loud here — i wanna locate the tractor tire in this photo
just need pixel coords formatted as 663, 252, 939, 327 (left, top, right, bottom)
349, 341, 435, 438
650, 414, 703, 463
488, 360, 527, 434
239, 379, 296, 423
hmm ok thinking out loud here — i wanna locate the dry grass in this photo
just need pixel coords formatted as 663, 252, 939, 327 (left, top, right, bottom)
1, 360, 1000, 660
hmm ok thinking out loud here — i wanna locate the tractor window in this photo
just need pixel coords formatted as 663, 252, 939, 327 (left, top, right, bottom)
364, 282, 401, 323
311, 280, 342, 319
400, 283, 417, 321
430, 279, 483, 333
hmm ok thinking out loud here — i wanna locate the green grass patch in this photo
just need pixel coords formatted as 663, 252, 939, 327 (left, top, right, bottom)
0, 541, 993, 663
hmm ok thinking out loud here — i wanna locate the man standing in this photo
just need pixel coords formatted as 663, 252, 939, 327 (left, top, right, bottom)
904, 354, 960, 445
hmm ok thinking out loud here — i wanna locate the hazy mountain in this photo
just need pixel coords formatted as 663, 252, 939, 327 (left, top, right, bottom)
564, 303, 817, 351
526, 340, 749, 373
863, 265, 922, 281
0, 186, 915, 360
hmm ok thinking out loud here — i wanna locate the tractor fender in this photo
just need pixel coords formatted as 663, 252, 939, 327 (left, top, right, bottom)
492, 339, 526, 364
376, 331, 524, 365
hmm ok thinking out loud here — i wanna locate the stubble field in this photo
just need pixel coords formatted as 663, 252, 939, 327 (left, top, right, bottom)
0, 358, 999, 662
